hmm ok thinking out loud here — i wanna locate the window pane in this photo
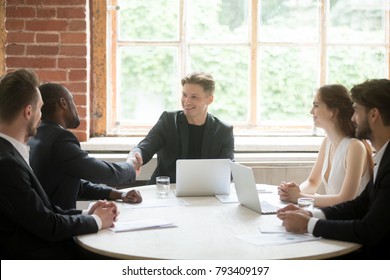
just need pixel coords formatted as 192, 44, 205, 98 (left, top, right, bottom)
118, 0, 179, 41
259, 0, 319, 42
118, 47, 178, 123
188, 0, 249, 41
328, 0, 386, 43
107, 0, 389, 135
189, 46, 249, 123
327, 47, 387, 88
258, 47, 318, 123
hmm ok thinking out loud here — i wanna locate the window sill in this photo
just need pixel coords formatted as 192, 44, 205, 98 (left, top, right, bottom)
81, 136, 323, 161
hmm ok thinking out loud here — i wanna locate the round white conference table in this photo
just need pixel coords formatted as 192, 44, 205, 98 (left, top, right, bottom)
75, 184, 361, 260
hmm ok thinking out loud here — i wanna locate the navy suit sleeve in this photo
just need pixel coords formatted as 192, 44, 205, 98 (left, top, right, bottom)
52, 130, 136, 185
313, 167, 390, 248
0, 158, 98, 242
78, 179, 112, 201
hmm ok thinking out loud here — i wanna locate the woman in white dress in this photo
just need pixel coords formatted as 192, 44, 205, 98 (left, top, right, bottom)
278, 84, 373, 207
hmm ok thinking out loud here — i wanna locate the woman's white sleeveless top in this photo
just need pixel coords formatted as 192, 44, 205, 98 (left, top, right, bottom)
321, 137, 370, 196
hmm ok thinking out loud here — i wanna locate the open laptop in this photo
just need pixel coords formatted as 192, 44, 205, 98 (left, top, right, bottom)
175, 159, 231, 196
230, 161, 279, 214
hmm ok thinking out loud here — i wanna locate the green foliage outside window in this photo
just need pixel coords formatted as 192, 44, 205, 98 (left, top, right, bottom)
113, 0, 388, 129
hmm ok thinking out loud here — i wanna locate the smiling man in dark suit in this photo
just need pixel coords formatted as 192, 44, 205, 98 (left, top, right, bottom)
129, 71, 235, 184
28, 83, 142, 210
277, 79, 390, 259
0, 69, 118, 259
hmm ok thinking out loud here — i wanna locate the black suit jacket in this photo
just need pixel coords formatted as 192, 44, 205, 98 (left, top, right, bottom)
313, 142, 390, 259
28, 121, 136, 210
0, 137, 98, 259
133, 111, 234, 184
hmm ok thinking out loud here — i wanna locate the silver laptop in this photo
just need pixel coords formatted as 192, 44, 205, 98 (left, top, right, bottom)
175, 159, 231, 196
230, 161, 279, 214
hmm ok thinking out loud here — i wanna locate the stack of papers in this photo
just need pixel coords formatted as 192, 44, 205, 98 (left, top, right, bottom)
109, 218, 176, 233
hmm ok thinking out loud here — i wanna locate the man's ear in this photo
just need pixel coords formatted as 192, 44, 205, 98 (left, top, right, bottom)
24, 105, 32, 120
207, 94, 214, 105
371, 108, 380, 123
59, 97, 68, 109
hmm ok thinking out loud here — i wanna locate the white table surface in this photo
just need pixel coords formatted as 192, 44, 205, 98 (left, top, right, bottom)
75, 184, 361, 260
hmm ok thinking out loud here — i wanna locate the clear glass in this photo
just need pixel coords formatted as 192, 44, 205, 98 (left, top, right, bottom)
259, 0, 319, 42
327, 47, 387, 89
188, 0, 249, 41
258, 46, 318, 124
156, 176, 170, 198
328, 0, 386, 43
118, 0, 179, 41
298, 197, 314, 211
118, 47, 178, 123
189, 46, 249, 123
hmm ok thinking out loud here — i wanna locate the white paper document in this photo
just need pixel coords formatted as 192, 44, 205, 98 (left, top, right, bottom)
109, 218, 176, 233
236, 232, 320, 246
124, 198, 189, 208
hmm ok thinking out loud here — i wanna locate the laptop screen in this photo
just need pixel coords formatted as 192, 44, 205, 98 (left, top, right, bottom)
175, 159, 231, 196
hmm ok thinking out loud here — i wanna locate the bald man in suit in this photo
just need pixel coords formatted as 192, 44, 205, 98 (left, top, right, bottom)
28, 83, 142, 210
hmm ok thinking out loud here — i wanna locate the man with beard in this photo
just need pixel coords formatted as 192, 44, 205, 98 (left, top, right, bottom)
0, 69, 118, 259
277, 79, 390, 259
28, 83, 142, 210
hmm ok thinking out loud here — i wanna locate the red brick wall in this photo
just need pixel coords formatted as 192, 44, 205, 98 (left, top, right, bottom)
4, 0, 90, 141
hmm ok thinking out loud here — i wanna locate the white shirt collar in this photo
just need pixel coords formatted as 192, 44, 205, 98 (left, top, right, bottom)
374, 140, 389, 166
0, 132, 31, 166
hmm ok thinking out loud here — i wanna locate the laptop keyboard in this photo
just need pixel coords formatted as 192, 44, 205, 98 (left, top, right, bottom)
260, 201, 280, 214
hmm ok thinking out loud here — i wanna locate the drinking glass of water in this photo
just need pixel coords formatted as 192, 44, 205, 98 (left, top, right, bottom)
156, 176, 170, 198
298, 197, 314, 211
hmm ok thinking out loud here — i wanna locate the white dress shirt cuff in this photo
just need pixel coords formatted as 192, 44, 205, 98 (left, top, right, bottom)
307, 209, 326, 234
92, 214, 103, 230
307, 217, 319, 234
126, 151, 134, 163
82, 210, 102, 230
312, 209, 326, 219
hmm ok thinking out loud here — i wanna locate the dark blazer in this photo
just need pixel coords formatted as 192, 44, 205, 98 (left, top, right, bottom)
28, 121, 136, 210
313, 143, 390, 259
133, 111, 234, 184
0, 137, 98, 259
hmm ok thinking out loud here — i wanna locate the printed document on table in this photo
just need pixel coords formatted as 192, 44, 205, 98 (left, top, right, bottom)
109, 218, 176, 233
236, 232, 320, 246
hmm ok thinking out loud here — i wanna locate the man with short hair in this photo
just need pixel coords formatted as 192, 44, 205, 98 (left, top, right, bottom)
0, 69, 118, 259
277, 79, 390, 259
28, 83, 142, 210
129, 72, 235, 184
